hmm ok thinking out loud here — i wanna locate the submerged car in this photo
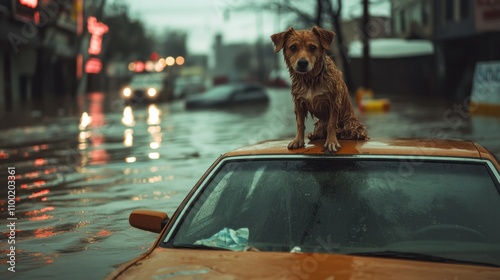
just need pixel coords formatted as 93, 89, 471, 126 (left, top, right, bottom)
173, 76, 206, 99
122, 73, 170, 104
185, 83, 269, 109
107, 139, 500, 279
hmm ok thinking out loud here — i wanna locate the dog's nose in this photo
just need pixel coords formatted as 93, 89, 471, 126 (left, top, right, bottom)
297, 58, 309, 68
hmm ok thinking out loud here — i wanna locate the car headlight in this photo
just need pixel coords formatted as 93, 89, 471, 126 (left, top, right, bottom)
123, 87, 132, 98
147, 88, 157, 97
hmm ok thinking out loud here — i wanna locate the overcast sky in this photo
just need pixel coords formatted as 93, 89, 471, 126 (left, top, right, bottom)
119, 0, 391, 54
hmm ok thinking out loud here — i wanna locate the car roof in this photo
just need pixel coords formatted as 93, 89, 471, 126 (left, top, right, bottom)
224, 138, 494, 160
213, 82, 263, 89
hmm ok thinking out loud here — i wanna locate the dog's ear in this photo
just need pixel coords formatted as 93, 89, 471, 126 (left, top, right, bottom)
312, 26, 335, 50
270, 27, 295, 53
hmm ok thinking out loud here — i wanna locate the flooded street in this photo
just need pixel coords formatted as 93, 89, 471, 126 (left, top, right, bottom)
1, 87, 500, 279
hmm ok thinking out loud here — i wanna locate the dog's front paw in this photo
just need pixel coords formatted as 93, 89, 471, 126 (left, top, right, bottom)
324, 140, 341, 153
288, 138, 305, 150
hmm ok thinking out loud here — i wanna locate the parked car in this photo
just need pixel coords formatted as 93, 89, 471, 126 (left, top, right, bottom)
122, 73, 171, 104
185, 83, 269, 109
268, 68, 292, 87
173, 76, 206, 99
107, 139, 500, 279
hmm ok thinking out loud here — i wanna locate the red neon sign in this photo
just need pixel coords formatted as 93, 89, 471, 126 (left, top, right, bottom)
20, 0, 38, 9
85, 58, 102, 74
14, 0, 38, 22
85, 17, 108, 74
87, 16, 108, 55
88, 35, 103, 55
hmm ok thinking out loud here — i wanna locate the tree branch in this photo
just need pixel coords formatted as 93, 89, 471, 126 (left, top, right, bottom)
238, 2, 316, 26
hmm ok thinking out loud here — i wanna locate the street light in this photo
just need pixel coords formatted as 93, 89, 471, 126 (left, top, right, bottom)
175, 56, 185, 65
128, 62, 136, 71
154, 62, 164, 72
145, 61, 154, 72
165, 56, 175, 66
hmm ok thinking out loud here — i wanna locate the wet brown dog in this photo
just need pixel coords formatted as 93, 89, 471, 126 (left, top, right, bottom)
271, 26, 368, 153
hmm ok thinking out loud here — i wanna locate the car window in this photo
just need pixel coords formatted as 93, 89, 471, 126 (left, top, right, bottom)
232, 86, 266, 101
203, 85, 234, 98
168, 158, 500, 266
130, 74, 165, 88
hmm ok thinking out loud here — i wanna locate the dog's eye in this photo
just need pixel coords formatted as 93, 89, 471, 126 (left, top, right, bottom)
289, 45, 297, 52
309, 45, 317, 51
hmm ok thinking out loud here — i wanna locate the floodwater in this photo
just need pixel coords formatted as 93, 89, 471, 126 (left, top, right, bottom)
1, 88, 499, 279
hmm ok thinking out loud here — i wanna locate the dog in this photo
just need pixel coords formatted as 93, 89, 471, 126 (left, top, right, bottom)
271, 26, 368, 153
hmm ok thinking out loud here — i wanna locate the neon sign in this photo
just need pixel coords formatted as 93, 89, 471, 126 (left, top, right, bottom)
85, 17, 108, 74
19, 0, 38, 9
85, 58, 103, 74
14, 0, 38, 22
87, 16, 108, 55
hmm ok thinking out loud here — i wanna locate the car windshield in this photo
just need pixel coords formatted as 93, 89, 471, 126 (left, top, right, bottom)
168, 158, 500, 266
130, 74, 164, 88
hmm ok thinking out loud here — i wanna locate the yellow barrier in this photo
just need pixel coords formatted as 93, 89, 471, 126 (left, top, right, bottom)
470, 102, 500, 117
356, 88, 390, 113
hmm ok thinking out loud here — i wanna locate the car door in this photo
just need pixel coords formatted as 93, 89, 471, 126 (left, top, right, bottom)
231, 86, 267, 104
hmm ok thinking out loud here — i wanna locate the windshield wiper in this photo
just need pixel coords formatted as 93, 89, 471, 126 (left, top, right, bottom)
170, 243, 231, 251
349, 251, 500, 268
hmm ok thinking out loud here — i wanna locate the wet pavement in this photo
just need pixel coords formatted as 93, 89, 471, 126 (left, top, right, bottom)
1, 88, 499, 279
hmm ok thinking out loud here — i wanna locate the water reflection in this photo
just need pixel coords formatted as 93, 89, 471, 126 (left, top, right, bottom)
148, 152, 160, 160
148, 105, 163, 160
147, 104, 161, 125
78, 92, 110, 165
78, 131, 90, 150
122, 106, 135, 126
124, 128, 134, 147
125, 156, 136, 163
119, 104, 164, 162
27, 206, 55, 221
2, 94, 198, 278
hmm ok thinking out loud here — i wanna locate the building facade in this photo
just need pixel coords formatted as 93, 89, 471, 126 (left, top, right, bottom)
342, 16, 391, 45
0, 0, 78, 115
213, 34, 276, 84
391, 0, 500, 99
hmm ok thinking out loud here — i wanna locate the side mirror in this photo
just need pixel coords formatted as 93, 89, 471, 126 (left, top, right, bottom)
129, 210, 169, 233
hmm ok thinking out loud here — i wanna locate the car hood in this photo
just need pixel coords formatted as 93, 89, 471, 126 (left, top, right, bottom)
129, 83, 162, 90
110, 248, 500, 279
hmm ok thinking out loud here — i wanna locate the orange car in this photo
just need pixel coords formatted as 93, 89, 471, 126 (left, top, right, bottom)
107, 139, 500, 279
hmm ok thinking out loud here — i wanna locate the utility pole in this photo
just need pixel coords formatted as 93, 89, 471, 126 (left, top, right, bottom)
362, 0, 370, 89
354, 0, 375, 108
76, 0, 87, 97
